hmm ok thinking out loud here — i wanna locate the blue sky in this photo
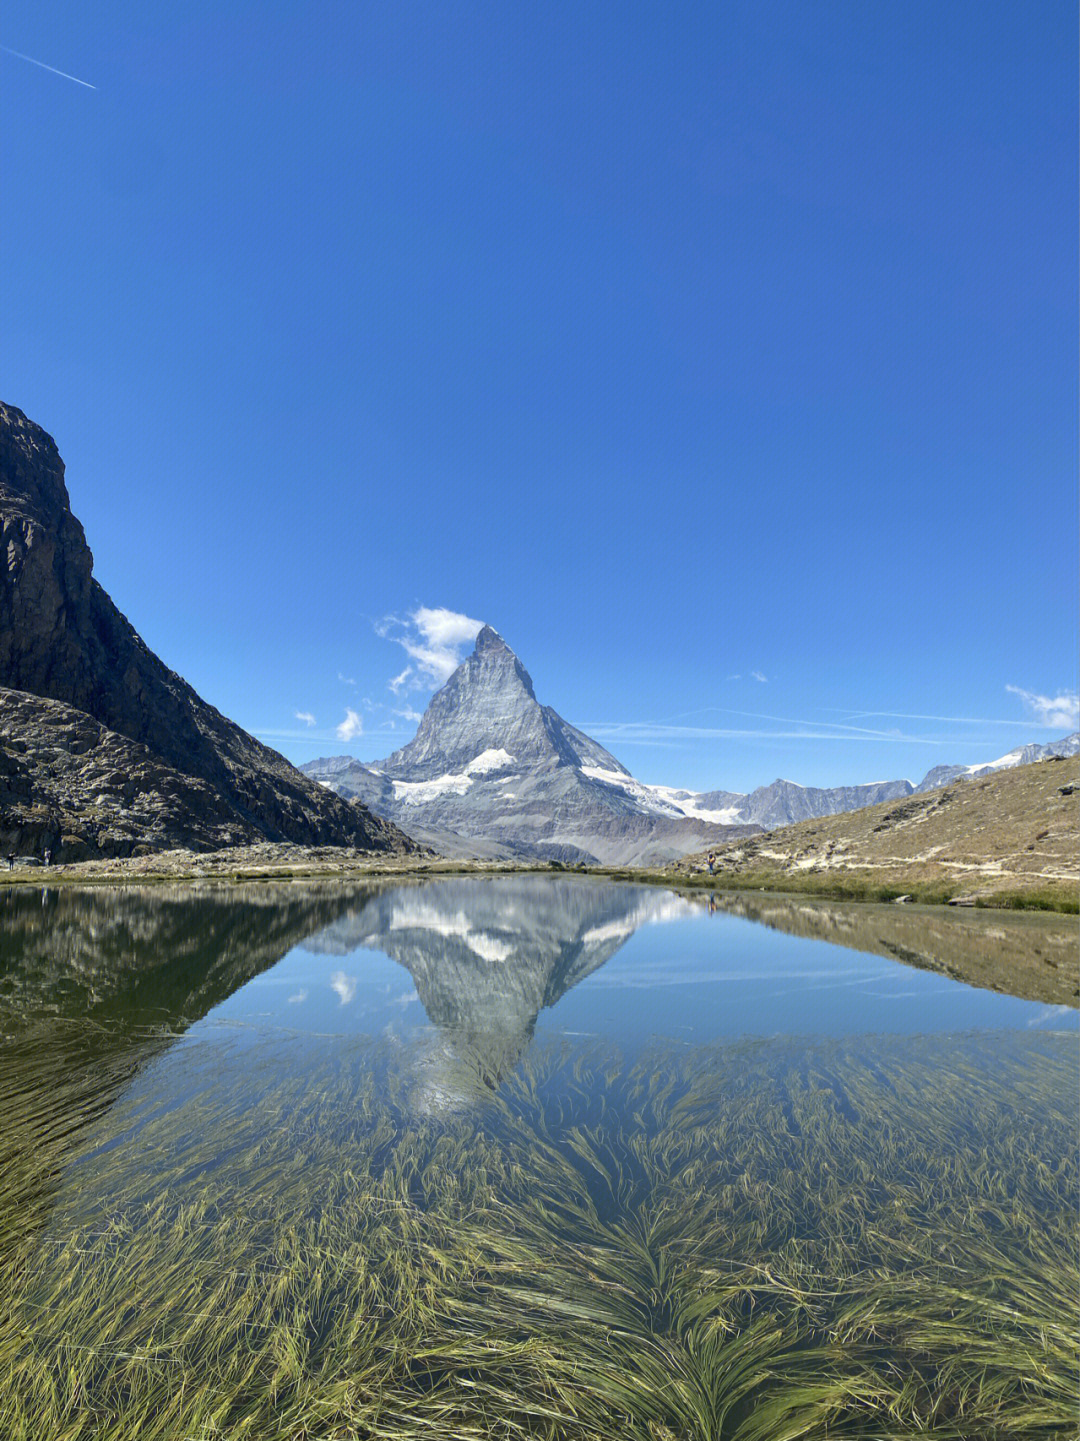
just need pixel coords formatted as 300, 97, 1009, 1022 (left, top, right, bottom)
3, 1, 1076, 792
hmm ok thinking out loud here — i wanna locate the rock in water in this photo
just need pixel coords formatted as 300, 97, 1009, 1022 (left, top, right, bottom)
0, 401, 413, 859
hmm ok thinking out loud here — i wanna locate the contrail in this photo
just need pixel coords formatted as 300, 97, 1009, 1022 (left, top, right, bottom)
1, 44, 96, 89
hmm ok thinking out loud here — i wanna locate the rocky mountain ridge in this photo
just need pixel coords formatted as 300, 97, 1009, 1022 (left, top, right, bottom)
913, 734, 1079, 793
304, 621, 1077, 861
304, 626, 762, 866
0, 401, 413, 862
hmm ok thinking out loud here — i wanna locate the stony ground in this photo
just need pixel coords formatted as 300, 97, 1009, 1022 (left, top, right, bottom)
668, 755, 1078, 910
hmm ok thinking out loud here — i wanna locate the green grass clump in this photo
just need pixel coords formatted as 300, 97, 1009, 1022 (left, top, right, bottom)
0, 1026, 1076, 1438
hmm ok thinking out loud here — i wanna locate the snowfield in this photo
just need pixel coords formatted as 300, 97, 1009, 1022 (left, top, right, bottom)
580, 766, 743, 825
391, 749, 517, 805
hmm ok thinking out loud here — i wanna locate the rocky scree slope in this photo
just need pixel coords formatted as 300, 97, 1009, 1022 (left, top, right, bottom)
0, 401, 413, 861
305, 626, 761, 866
675, 755, 1079, 905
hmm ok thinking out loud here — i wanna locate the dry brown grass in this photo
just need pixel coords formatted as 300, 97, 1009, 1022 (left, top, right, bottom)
670, 756, 1078, 911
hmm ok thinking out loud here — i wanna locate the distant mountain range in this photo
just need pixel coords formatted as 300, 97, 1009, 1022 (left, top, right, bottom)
912, 736, 1079, 792
0, 402, 413, 862
302, 624, 1079, 865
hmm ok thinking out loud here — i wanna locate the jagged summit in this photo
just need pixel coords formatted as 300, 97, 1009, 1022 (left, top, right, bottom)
304, 627, 756, 864
377, 626, 626, 782
474, 623, 511, 656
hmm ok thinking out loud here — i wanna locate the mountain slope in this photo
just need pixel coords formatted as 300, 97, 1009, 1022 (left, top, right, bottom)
0, 401, 412, 859
915, 734, 1079, 792
675, 754, 1079, 908
379, 626, 627, 780
305, 627, 761, 865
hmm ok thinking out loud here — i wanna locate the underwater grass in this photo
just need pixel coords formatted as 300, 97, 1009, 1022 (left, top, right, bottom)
0, 1024, 1076, 1439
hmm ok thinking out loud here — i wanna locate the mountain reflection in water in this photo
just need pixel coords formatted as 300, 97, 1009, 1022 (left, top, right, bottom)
299, 877, 699, 1105
2, 876, 1073, 1150
1, 877, 1077, 1440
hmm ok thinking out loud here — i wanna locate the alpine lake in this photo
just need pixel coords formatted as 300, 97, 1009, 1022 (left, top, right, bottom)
1, 876, 1076, 1440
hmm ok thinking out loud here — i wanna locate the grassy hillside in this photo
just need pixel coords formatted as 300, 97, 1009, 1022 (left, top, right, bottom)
667, 755, 1078, 911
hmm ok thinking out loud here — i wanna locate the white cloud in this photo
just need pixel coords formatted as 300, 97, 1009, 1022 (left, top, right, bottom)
1006, 685, 1079, 731
330, 971, 357, 1006
752, 671, 768, 683
377, 606, 484, 688
395, 706, 423, 723
336, 708, 363, 741
287, 989, 308, 1004
294, 711, 316, 727
388, 666, 413, 695
337, 671, 357, 687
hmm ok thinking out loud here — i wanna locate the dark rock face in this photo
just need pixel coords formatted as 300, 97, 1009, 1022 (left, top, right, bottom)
0, 688, 248, 861
0, 401, 412, 858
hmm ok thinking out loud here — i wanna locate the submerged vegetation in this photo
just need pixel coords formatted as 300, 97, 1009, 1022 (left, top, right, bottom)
1, 1021, 1076, 1439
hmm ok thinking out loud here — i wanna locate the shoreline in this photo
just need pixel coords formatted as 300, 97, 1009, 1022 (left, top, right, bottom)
0, 846, 1075, 914
1, 849, 1074, 1008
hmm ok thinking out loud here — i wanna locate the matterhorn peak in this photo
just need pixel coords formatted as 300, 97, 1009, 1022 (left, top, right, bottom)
473, 624, 509, 655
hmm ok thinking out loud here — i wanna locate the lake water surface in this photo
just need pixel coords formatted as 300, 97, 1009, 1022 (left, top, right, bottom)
2, 877, 1076, 1438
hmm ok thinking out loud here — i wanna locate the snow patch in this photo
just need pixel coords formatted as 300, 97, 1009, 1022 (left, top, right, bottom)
965, 749, 1024, 774
465, 748, 516, 775
580, 766, 688, 819
388, 900, 513, 963
583, 894, 698, 946
392, 772, 474, 804
580, 766, 743, 825
467, 932, 514, 964
646, 783, 745, 825
389, 749, 516, 806
582, 920, 636, 946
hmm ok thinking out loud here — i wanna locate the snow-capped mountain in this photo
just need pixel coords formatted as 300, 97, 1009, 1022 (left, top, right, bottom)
303, 627, 1079, 861
913, 733, 1079, 792
303, 626, 760, 865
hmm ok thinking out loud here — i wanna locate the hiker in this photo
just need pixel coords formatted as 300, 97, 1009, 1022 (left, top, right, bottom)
6, 853, 14, 871
43, 848, 52, 867
706, 851, 716, 875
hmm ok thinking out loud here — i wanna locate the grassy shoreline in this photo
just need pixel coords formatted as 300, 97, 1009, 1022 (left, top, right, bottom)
1, 852, 1075, 913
